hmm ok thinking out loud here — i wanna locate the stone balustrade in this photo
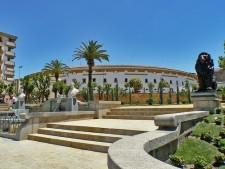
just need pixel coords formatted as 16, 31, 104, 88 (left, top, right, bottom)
107, 111, 208, 169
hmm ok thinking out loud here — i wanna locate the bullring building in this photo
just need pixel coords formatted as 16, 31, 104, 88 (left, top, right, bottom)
61, 65, 197, 93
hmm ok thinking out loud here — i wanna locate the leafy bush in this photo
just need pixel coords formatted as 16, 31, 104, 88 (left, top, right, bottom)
194, 156, 208, 169
169, 155, 185, 167
219, 139, 225, 148
214, 137, 221, 147
215, 153, 225, 164
219, 147, 225, 154
174, 138, 219, 164
215, 117, 222, 125
220, 131, 225, 139
200, 133, 213, 143
215, 108, 222, 114
146, 98, 154, 105
192, 123, 224, 139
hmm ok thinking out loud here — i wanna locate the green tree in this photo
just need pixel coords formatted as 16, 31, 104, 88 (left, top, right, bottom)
6, 83, 15, 97
168, 88, 172, 104
124, 82, 132, 104
21, 76, 35, 102
104, 83, 111, 101
185, 80, 191, 104
63, 85, 71, 97
0, 81, 7, 97
43, 59, 69, 81
218, 41, 225, 69
115, 83, 119, 101
73, 41, 109, 101
147, 82, 154, 105
97, 85, 103, 100
129, 78, 143, 93
158, 79, 169, 104
176, 81, 180, 104
33, 73, 50, 102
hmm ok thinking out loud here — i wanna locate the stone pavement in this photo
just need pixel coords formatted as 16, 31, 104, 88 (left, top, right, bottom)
0, 138, 107, 169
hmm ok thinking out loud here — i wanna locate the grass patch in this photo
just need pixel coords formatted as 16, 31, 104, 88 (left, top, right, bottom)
174, 138, 219, 164
192, 122, 224, 138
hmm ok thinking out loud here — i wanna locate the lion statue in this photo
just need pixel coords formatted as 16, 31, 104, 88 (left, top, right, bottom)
195, 52, 217, 91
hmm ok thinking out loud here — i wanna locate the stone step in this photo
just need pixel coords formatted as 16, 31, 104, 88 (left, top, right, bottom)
106, 110, 187, 116
28, 133, 110, 153
38, 128, 124, 143
47, 123, 145, 136
103, 115, 154, 120
110, 108, 193, 112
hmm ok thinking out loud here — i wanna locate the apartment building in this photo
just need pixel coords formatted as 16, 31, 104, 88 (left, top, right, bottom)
0, 32, 17, 83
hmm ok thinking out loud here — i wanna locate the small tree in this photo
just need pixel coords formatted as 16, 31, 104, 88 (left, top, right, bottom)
115, 83, 119, 101
185, 80, 191, 104
63, 85, 71, 97
73, 79, 81, 89
97, 85, 103, 100
158, 79, 169, 104
147, 82, 154, 105
104, 83, 111, 101
176, 81, 180, 104
218, 41, 225, 69
129, 78, 143, 93
124, 82, 131, 104
168, 88, 172, 104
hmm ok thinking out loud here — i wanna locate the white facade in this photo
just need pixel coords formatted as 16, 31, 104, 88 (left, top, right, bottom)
61, 65, 197, 93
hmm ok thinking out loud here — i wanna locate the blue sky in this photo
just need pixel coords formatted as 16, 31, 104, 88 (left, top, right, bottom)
1, 0, 225, 78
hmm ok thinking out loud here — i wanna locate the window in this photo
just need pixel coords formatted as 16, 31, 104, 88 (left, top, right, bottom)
145, 79, 148, 83
154, 79, 157, 83
93, 78, 96, 82
82, 78, 86, 84
103, 78, 107, 83
125, 78, 128, 83
170, 80, 173, 84
114, 78, 118, 83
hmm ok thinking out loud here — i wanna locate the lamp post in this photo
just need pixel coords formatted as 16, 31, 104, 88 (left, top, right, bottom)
17, 65, 23, 95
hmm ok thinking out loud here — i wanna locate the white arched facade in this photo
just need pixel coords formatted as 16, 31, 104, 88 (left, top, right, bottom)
60, 65, 197, 93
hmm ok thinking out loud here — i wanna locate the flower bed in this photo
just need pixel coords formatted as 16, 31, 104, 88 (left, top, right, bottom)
170, 108, 225, 169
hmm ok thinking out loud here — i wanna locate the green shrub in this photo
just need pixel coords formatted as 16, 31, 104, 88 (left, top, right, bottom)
174, 138, 219, 164
215, 108, 222, 114
209, 110, 215, 115
215, 153, 225, 164
203, 118, 209, 123
146, 98, 153, 105
194, 156, 208, 169
215, 117, 222, 125
219, 139, 225, 148
200, 133, 213, 143
214, 137, 221, 147
169, 155, 185, 167
219, 147, 225, 154
192, 123, 224, 139
220, 131, 225, 139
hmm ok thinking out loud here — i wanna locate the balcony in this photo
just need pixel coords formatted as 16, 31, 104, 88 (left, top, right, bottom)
5, 51, 15, 58
6, 41, 16, 48
6, 67, 14, 72
5, 70, 14, 76
5, 60, 15, 66
6, 77, 14, 82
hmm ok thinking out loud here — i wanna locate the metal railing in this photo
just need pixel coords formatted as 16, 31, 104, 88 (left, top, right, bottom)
0, 111, 24, 134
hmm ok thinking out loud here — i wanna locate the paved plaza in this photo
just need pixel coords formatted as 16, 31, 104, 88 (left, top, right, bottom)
0, 119, 157, 169
0, 138, 107, 169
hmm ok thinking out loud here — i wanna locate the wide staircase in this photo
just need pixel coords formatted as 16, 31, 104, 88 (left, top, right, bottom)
28, 121, 146, 153
0, 103, 10, 111
103, 106, 193, 120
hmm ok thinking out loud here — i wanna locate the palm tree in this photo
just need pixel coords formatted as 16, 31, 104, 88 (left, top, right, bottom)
185, 80, 191, 104
42, 59, 69, 82
73, 40, 109, 101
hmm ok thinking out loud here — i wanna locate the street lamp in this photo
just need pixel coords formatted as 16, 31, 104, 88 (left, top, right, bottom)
17, 65, 23, 94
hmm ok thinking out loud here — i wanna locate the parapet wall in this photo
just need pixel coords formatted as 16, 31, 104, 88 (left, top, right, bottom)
107, 111, 208, 169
